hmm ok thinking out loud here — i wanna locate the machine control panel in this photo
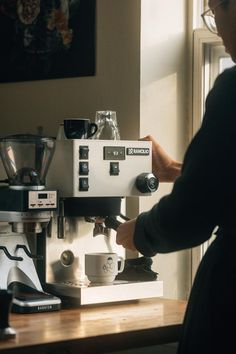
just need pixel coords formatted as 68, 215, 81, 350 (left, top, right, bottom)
47, 140, 157, 197
28, 191, 57, 210
78, 145, 90, 191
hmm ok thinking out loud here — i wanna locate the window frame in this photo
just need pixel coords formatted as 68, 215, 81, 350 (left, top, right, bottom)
192, 28, 221, 135
192, 29, 219, 282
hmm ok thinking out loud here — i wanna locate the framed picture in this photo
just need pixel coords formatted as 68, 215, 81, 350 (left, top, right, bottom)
0, 0, 96, 83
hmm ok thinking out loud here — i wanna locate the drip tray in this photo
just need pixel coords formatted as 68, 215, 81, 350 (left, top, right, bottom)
45, 280, 163, 306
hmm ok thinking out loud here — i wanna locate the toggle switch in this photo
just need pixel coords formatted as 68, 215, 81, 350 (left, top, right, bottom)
79, 178, 89, 191
110, 162, 119, 176
79, 161, 89, 175
79, 145, 89, 159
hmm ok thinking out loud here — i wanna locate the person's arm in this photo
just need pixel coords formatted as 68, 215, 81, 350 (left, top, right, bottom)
116, 137, 182, 252
116, 219, 137, 251
117, 67, 236, 255
141, 135, 182, 182
117, 122, 220, 255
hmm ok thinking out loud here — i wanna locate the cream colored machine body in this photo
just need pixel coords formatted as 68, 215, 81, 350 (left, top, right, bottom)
44, 139, 163, 305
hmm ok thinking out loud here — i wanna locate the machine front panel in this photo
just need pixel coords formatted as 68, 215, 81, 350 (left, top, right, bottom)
47, 140, 153, 197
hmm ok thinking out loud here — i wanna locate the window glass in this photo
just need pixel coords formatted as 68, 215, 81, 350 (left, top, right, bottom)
219, 57, 234, 72
209, 44, 234, 89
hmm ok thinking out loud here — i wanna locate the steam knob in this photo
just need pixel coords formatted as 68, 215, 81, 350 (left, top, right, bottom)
0, 290, 16, 339
136, 173, 159, 193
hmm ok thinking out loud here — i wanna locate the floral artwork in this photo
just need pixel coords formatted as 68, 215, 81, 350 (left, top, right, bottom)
0, 0, 96, 83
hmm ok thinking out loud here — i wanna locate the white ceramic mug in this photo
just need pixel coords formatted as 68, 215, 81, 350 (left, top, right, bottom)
85, 252, 125, 284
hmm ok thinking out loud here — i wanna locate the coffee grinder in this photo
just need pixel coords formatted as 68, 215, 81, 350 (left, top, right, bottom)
0, 134, 61, 313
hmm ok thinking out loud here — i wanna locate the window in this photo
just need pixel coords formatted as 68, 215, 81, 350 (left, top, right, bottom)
209, 45, 234, 84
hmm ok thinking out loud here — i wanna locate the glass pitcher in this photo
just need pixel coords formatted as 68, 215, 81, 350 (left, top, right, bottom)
93, 111, 120, 140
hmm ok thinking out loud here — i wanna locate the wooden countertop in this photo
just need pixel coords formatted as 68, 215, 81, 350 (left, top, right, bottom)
0, 298, 187, 354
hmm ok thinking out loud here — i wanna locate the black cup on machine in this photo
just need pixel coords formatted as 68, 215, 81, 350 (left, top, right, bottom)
63, 119, 98, 139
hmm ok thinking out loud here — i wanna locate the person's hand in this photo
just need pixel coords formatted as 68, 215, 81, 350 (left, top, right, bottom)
116, 219, 137, 251
141, 135, 182, 182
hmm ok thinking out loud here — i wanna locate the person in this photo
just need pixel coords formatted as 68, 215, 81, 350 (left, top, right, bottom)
116, 1, 236, 353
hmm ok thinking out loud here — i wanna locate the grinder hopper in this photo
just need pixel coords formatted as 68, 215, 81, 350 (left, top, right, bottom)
0, 134, 55, 190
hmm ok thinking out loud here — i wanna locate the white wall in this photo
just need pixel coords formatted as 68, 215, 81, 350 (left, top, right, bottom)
139, 0, 191, 300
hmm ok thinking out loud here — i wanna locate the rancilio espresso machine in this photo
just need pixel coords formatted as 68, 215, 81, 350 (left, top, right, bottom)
43, 136, 163, 306
0, 134, 61, 313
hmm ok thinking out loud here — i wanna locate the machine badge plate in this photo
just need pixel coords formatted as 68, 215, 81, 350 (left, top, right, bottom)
126, 147, 150, 156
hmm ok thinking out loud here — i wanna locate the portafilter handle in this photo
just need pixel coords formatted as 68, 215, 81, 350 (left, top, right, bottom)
104, 216, 122, 231
0, 290, 16, 340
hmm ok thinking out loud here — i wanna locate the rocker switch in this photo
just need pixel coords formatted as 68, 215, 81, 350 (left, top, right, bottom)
79, 146, 89, 160
79, 178, 89, 191
79, 162, 89, 175
110, 162, 119, 176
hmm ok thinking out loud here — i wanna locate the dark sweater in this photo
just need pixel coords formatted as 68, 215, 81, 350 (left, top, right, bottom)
134, 66, 236, 353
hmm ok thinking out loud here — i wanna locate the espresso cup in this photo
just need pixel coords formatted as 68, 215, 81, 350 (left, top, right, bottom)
85, 252, 125, 284
63, 118, 98, 139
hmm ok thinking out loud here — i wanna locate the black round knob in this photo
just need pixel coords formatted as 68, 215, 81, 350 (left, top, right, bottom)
136, 173, 159, 193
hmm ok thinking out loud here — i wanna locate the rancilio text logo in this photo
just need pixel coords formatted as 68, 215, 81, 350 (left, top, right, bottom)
126, 147, 150, 156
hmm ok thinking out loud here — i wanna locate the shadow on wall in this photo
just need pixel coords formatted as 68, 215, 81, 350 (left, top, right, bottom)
141, 32, 188, 159
142, 33, 186, 86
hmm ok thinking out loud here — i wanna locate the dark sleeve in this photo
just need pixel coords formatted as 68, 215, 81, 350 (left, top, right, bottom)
134, 67, 236, 256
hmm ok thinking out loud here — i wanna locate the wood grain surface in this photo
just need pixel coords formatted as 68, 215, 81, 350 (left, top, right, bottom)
0, 298, 187, 354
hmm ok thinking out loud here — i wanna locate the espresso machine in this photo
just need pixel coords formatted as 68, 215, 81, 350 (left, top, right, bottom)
0, 134, 61, 313
43, 138, 163, 306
